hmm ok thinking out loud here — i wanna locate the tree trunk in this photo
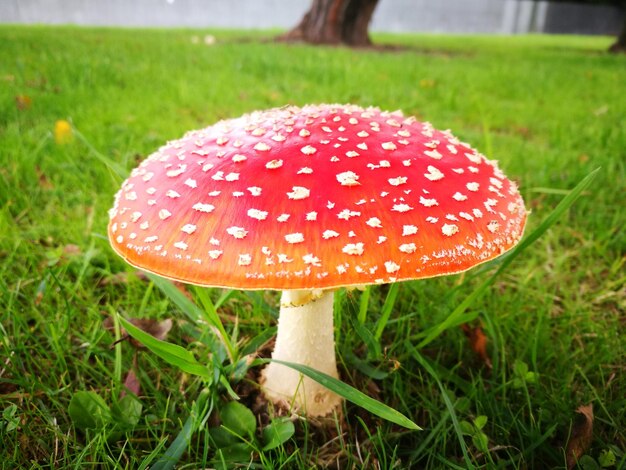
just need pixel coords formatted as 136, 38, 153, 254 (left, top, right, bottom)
281, 0, 380, 47
609, 13, 626, 52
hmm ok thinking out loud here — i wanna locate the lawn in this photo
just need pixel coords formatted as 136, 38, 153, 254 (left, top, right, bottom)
0, 26, 624, 469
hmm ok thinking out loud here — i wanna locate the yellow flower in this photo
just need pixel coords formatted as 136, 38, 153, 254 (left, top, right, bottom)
54, 120, 73, 145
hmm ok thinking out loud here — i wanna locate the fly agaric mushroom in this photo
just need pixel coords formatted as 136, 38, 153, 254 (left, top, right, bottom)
108, 104, 526, 417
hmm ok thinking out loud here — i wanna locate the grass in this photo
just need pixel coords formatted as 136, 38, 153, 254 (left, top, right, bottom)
1, 25, 624, 468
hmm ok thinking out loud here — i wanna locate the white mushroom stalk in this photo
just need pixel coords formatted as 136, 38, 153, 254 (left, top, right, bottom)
260, 289, 342, 417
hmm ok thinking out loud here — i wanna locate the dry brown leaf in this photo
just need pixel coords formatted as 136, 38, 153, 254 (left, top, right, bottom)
62, 244, 81, 257
120, 353, 140, 398
461, 323, 492, 369
123, 368, 140, 396
99, 271, 149, 286
366, 380, 381, 399
128, 318, 173, 342
565, 403, 594, 469
173, 281, 194, 301
35, 165, 54, 190
15, 95, 32, 110
99, 272, 132, 286
103, 316, 173, 348
34, 290, 44, 306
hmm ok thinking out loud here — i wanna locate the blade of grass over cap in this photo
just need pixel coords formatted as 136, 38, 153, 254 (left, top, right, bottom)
145, 273, 204, 323
415, 168, 600, 349
147, 273, 236, 362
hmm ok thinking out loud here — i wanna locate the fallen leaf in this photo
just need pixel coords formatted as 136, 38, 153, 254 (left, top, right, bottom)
513, 126, 532, 138
566, 403, 594, 469
99, 272, 132, 286
34, 279, 46, 306
35, 165, 54, 190
62, 244, 81, 257
54, 119, 73, 145
15, 95, 32, 110
605, 372, 616, 388
99, 271, 148, 286
461, 323, 492, 369
366, 379, 381, 399
104, 316, 173, 349
120, 353, 140, 398
131, 318, 173, 342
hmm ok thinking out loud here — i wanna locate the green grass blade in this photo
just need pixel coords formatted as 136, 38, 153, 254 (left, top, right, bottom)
409, 346, 474, 469
350, 318, 382, 359
193, 286, 237, 361
344, 351, 388, 380
268, 359, 421, 430
136, 439, 168, 470
149, 389, 212, 470
146, 274, 205, 324
73, 128, 128, 181
118, 316, 211, 379
497, 168, 600, 273
110, 307, 123, 387
240, 326, 277, 356
357, 286, 371, 324
415, 168, 600, 349
215, 289, 236, 309
374, 282, 401, 340
496, 423, 558, 468
146, 274, 237, 361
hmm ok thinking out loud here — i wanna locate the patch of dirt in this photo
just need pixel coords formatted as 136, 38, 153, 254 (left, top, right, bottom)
0, 381, 18, 395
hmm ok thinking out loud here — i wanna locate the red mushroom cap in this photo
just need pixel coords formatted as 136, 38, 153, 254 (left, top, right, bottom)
108, 104, 527, 290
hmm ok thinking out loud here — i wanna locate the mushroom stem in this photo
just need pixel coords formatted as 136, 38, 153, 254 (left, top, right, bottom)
260, 289, 343, 417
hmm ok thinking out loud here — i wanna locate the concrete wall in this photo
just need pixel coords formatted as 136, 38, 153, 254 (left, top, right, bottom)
371, 0, 508, 34
0, 0, 309, 29
0, 0, 622, 35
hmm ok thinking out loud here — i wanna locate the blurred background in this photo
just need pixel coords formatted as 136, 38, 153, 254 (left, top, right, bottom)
1, 0, 624, 37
